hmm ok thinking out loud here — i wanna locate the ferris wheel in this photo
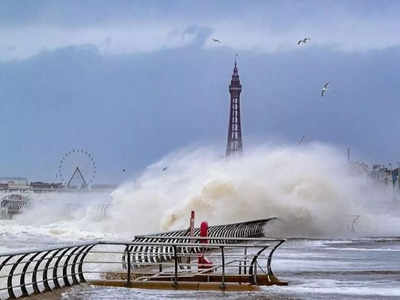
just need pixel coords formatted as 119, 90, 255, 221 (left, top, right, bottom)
57, 149, 96, 188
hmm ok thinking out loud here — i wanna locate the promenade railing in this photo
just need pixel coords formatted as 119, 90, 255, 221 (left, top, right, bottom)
0, 237, 285, 299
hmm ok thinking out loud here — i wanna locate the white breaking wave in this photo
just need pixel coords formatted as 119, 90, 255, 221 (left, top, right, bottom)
103, 143, 400, 237
2, 143, 400, 246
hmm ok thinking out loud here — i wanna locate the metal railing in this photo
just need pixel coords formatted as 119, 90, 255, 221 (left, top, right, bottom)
119, 237, 285, 285
122, 217, 277, 266
0, 237, 285, 299
0, 195, 31, 219
0, 242, 95, 299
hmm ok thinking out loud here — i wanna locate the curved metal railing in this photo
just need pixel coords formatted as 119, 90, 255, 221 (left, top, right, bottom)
0, 218, 282, 298
0, 242, 94, 299
0, 194, 31, 219
0, 237, 285, 299
123, 217, 277, 265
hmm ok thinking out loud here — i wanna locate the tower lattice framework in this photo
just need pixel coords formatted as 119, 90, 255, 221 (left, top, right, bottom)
226, 60, 243, 156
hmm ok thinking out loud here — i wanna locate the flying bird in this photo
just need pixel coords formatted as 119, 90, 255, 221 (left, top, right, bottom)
212, 38, 221, 43
321, 82, 329, 96
297, 37, 311, 46
162, 167, 168, 172
122, 169, 126, 172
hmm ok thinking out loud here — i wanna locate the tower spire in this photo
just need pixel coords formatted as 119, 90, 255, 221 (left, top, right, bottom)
226, 58, 243, 156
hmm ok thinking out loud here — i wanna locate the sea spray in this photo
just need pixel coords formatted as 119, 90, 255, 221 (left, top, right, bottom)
7, 192, 116, 243
105, 143, 399, 237
3, 143, 399, 242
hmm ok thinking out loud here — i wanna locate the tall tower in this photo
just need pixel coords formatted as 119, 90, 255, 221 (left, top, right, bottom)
226, 58, 243, 156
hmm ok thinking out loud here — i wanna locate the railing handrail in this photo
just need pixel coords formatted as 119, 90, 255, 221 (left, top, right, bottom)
134, 235, 285, 242
0, 241, 97, 257
0, 237, 285, 258
138, 217, 278, 237
98, 240, 273, 248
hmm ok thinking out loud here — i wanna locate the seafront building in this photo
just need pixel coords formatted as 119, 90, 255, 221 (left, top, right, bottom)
351, 161, 400, 188
0, 177, 115, 193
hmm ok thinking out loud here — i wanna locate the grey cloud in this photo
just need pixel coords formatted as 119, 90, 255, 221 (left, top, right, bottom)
2, 1, 400, 61
0, 43, 399, 181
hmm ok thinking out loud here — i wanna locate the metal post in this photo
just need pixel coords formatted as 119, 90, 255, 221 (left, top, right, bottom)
173, 245, 178, 286
239, 260, 241, 275
244, 247, 247, 274
220, 246, 225, 290
127, 249, 131, 287
188, 210, 194, 270
254, 258, 257, 285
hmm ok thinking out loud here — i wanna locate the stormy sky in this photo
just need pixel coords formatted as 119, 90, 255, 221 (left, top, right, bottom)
1, 0, 399, 183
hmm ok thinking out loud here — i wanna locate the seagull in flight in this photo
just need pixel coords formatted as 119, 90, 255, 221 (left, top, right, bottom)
297, 37, 311, 46
321, 82, 329, 96
212, 38, 222, 43
162, 167, 168, 172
